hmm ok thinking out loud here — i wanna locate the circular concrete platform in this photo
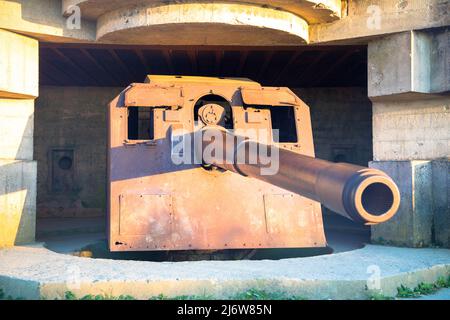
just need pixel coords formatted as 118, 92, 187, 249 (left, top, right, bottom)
0, 243, 449, 299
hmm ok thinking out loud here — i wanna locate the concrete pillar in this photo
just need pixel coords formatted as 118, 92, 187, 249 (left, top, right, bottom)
368, 30, 450, 247
0, 29, 38, 247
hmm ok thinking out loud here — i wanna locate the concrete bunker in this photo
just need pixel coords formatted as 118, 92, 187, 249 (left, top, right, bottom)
0, 0, 448, 301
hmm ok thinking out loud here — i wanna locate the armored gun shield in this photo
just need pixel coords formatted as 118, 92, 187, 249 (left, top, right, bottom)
107, 76, 399, 252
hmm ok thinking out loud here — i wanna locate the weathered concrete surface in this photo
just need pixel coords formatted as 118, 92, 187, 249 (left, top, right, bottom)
367, 29, 449, 248
0, 0, 95, 43
370, 160, 450, 248
0, 30, 38, 247
368, 30, 450, 98
368, 31, 424, 97
430, 29, 450, 93
372, 97, 450, 161
0, 99, 34, 160
0, 244, 449, 300
310, 0, 450, 44
295, 88, 372, 167
96, 3, 309, 45
63, 0, 342, 23
370, 161, 433, 247
0, 160, 37, 246
432, 160, 450, 248
34, 86, 122, 218
0, 29, 38, 98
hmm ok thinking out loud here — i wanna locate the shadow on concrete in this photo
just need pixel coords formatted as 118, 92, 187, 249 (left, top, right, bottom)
0, 113, 35, 245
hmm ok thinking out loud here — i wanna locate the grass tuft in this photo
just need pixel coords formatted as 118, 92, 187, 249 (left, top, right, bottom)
7, 275, 450, 301
367, 291, 394, 300
64, 291, 137, 300
396, 275, 450, 299
149, 293, 213, 300
436, 275, 450, 288
230, 288, 307, 300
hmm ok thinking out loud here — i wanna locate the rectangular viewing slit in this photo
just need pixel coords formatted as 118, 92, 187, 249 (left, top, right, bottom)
246, 105, 298, 143
127, 107, 154, 140
270, 106, 298, 143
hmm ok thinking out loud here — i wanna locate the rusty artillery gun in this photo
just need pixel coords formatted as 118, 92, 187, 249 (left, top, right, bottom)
107, 76, 400, 253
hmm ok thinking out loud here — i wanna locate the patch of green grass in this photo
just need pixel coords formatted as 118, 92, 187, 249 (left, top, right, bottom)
397, 284, 420, 298
415, 282, 438, 295
396, 275, 450, 298
0, 288, 24, 300
149, 289, 306, 300
64, 291, 136, 300
367, 291, 394, 300
80, 294, 136, 300
64, 291, 77, 300
61, 289, 306, 300
45, 276, 450, 301
436, 275, 450, 288
149, 293, 213, 300
230, 288, 307, 300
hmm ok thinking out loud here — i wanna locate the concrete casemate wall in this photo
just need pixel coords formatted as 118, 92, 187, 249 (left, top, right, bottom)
34, 86, 372, 219
295, 87, 372, 167
35, 87, 122, 218
0, 30, 38, 247
372, 99, 449, 161
368, 30, 450, 248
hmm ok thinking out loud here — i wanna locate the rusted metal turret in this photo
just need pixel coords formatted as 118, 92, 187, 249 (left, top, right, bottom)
107, 76, 400, 252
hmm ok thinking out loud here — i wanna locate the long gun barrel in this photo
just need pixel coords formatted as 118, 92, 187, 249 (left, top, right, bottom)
201, 128, 400, 225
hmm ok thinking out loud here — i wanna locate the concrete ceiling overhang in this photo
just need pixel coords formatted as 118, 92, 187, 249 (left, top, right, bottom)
39, 43, 367, 88
62, 0, 342, 45
62, 0, 342, 23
